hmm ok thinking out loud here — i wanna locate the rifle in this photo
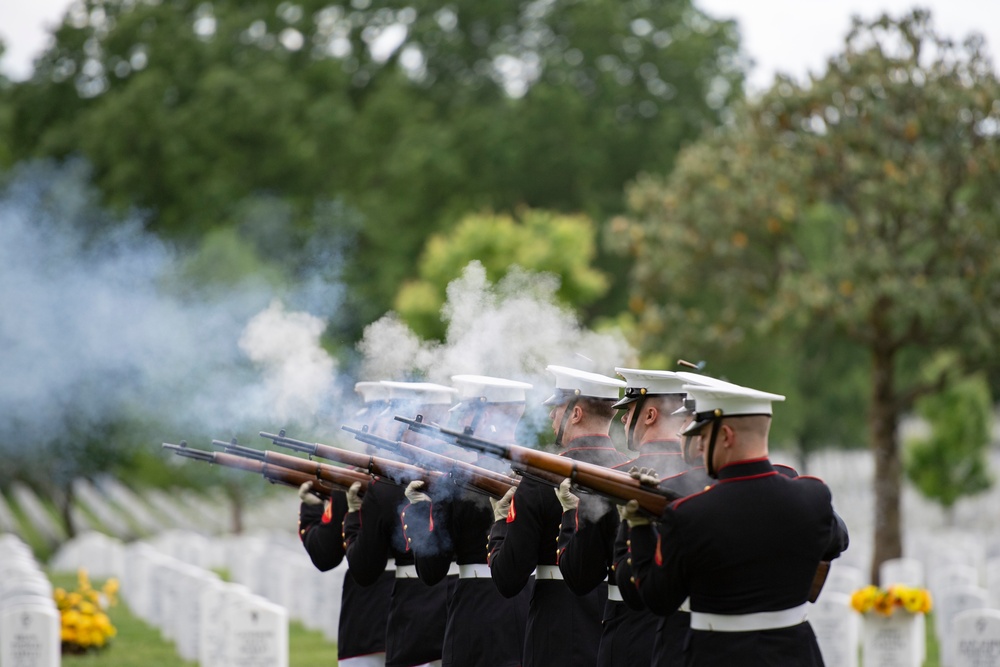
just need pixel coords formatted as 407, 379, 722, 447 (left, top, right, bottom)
259, 429, 445, 487
211, 439, 373, 491
341, 425, 516, 500
394, 416, 680, 515
162, 441, 348, 498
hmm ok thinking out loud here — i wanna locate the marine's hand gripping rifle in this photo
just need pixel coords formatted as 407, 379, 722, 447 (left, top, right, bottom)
162, 441, 344, 498
394, 416, 682, 516
341, 424, 516, 500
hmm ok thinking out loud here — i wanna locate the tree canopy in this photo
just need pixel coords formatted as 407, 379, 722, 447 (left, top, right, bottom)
615, 9, 1000, 580
2, 0, 743, 334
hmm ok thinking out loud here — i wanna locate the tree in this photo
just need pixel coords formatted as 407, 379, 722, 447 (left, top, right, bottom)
1, 0, 743, 334
394, 208, 609, 338
615, 10, 1000, 582
905, 355, 994, 521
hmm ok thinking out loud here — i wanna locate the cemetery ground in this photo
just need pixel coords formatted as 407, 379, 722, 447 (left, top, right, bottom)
4, 446, 999, 667
47, 573, 335, 667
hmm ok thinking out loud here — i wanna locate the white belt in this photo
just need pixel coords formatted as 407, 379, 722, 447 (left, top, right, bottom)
458, 564, 492, 579
534, 565, 564, 581
680, 597, 691, 612
447, 562, 460, 576
395, 564, 419, 578
607, 584, 623, 602
690, 603, 808, 632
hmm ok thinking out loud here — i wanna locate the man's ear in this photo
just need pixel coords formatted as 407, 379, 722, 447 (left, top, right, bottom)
644, 406, 658, 425
571, 405, 584, 424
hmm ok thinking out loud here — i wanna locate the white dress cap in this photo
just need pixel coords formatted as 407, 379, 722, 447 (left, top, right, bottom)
613, 368, 688, 409
380, 380, 457, 406
680, 382, 786, 435
354, 381, 391, 404
451, 374, 533, 403
544, 365, 626, 404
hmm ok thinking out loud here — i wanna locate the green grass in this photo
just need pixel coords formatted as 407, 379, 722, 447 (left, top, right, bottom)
48, 573, 338, 666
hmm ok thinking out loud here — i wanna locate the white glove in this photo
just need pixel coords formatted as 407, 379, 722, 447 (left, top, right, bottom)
619, 499, 650, 527
404, 480, 432, 505
346, 481, 363, 513
298, 481, 323, 506
628, 466, 661, 487
555, 478, 580, 512
490, 487, 515, 522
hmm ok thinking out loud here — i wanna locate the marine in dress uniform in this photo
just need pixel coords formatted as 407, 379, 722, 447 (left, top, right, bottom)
400, 375, 533, 667
342, 381, 458, 667
487, 365, 628, 667
297, 381, 395, 667
623, 382, 850, 666
557, 368, 714, 667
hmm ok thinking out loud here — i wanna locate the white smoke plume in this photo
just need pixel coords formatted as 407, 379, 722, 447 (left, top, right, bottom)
0, 161, 342, 452
358, 261, 636, 440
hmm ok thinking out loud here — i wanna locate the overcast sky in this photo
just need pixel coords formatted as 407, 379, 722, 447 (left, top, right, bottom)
1, 0, 998, 92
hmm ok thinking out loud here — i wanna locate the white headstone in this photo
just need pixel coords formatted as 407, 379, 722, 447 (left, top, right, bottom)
809, 592, 859, 667
880, 558, 924, 587
0, 603, 60, 667
952, 608, 1000, 667
822, 564, 865, 598
227, 595, 288, 667
861, 612, 922, 667
938, 586, 992, 667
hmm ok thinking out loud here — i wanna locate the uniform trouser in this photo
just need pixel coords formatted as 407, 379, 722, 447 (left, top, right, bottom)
596, 600, 658, 667
523, 579, 606, 667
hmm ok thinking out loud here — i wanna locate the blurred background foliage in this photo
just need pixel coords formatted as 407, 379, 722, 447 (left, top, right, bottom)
1, 2, 998, 571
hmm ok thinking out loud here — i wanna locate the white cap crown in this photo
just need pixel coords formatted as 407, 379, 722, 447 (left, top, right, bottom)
451, 374, 533, 403
380, 381, 457, 406
544, 365, 625, 404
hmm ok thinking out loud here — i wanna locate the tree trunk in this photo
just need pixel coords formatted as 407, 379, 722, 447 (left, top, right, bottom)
230, 484, 244, 535
870, 345, 902, 586
57, 484, 76, 540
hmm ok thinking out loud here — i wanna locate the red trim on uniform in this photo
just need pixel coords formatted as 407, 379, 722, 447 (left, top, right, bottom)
671, 484, 714, 510
716, 456, 769, 473
321, 502, 333, 524
506, 496, 517, 523
654, 533, 663, 567
718, 471, 777, 484
795, 474, 827, 483
428, 501, 435, 532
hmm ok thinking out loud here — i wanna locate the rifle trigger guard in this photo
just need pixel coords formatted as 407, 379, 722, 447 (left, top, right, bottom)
569, 461, 578, 483
367, 456, 376, 476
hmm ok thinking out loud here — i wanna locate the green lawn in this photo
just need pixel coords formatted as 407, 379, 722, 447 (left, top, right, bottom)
48, 574, 338, 666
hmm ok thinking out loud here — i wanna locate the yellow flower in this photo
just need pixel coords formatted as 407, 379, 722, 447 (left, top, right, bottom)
850, 585, 879, 613
851, 585, 931, 616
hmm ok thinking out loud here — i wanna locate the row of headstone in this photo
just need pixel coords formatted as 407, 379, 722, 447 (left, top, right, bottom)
0, 495, 19, 534
120, 541, 290, 666
0, 533, 60, 667
9, 484, 65, 546
48, 531, 125, 580
71, 479, 136, 540
223, 532, 343, 643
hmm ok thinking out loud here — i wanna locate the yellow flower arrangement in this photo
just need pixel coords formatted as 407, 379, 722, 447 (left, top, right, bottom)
850, 584, 932, 616
53, 568, 119, 654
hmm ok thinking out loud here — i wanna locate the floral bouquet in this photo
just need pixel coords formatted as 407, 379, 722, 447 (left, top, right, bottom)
53, 568, 120, 654
850, 584, 932, 616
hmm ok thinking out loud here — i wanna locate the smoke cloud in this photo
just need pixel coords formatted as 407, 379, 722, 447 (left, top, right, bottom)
0, 161, 342, 453
358, 261, 636, 441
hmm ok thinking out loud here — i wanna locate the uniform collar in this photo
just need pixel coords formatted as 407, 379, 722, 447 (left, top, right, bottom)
637, 439, 681, 454
715, 457, 774, 480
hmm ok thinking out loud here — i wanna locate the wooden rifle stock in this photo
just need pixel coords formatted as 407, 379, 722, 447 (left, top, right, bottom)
395, 418, 679, 515
259, 430, 443, 487
163, 442, 346, 497
212, 440, 372, 491
342, 425, 516, 499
